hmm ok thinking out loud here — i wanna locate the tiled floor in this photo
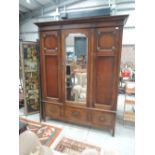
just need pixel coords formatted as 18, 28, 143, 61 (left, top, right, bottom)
19, 94, 135, 155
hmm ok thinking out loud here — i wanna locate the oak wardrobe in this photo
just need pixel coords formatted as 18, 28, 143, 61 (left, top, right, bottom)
35, 15, 128, 136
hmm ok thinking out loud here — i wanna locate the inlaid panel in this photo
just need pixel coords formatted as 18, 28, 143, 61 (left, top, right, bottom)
45, 56, 58, 98
44, 35, 57, 49
98, 32, 114, 49
91, 110, 115, 128
95, 57, 114, 105
65, 106, 87, 125
96, 28, 118, 53
45, 103, 61, 119
42, 31, 58, 52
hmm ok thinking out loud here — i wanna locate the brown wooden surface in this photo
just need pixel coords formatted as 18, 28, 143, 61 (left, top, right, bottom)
45, 56, 58, 98
123, 112, 135, 122
40, 31, 60, 100
91, 110, 115, 128
64, 106, 88, 125
123, 81, 135, 123
45, 103, 61, 119
35, 15, 128, 30
36, 15, 128, 136
95, 57, 114, 105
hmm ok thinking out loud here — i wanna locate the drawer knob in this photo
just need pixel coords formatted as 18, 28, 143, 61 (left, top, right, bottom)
112, 46, 116, 51
72, 111, 80, 118
99, 116, 105, 122
49, 108, 56, 113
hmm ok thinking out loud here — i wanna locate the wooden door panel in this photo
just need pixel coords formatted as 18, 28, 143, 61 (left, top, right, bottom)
45, 56, 58, 98
96, 57, 114, 105
40, 31, 61, 100
94, 27, 119, 106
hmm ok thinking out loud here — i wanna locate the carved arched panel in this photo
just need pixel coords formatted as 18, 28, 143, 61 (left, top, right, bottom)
44, 34, 57, 50
96, 28, 118, 53
98, 32, 115, 49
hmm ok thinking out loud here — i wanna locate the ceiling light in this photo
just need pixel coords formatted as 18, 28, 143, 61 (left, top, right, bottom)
26, 0, 30, 4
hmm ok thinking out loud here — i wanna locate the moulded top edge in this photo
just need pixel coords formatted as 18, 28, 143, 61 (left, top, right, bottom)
34, 14, 129, 27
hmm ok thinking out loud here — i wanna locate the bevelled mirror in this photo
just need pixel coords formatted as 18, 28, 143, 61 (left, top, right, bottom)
65, 33, 88, 104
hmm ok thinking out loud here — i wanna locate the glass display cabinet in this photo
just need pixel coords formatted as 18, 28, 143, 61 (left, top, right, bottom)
20, 41, 40, 115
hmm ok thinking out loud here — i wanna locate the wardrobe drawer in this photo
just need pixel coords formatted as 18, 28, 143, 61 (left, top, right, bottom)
91, 111, 115, 128
45, 103, 61, 119
65, 107, 87, 125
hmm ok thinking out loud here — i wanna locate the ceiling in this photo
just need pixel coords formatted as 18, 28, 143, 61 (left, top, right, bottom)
19, 0, 85, 15
19, 0, 135, 23
19, 0, 90, 22
20, 0, 59, 14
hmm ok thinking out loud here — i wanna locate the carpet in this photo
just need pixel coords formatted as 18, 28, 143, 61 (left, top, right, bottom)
19, 117, 62, 146
55, 137, 101, 155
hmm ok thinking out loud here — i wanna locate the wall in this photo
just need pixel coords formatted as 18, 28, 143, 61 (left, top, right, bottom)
116, 9, 135, 45
20, 18, 39, 41
121, 45, 135, 68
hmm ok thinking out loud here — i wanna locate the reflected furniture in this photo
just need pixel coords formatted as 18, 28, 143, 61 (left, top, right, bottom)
72, 71, 87, 102
35, 15, 128, 136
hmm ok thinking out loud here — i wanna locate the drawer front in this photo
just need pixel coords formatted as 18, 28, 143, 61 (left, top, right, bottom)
45, 103, 61, 119
65, 107, 87, 125
91, 111, 115, 128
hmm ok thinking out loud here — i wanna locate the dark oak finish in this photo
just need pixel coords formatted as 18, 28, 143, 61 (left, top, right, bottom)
45, 56, 58, 98
35, 15, 128, 136
96, 57, 114, 105
45, 103, 61, 119
64, 106, 88, 125
91, 110, 115, 128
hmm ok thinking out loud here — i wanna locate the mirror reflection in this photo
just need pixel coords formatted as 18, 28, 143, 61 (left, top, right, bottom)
65, 33, 87, 103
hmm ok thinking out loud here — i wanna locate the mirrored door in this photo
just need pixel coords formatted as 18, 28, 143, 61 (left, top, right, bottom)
64, 33, 88, 104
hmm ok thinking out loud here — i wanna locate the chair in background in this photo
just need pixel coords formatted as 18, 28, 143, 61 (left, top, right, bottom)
19, 130, 54, 155
123, 81, 135, 124
71, 71, 87, 102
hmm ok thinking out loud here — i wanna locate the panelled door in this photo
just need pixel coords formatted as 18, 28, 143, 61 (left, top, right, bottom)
93, 27, 121, 110
40, 31, 62, 103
